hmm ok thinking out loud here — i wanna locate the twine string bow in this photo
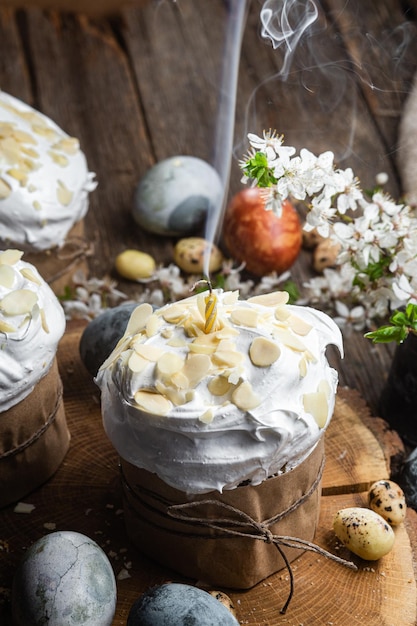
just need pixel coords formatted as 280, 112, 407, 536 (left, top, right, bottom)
167, 499, 357, 615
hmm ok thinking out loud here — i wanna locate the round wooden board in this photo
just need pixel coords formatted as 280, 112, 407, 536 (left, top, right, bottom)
0, 321, 416, 625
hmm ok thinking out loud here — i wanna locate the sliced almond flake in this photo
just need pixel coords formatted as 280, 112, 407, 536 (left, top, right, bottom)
303, 390, 328, 428
248, 291, 289, 307
134, 390, 172, 415
299, 355, 308, 378
20, 267, 41, 285
215, 325, 239, 338
232, 381, 261, 411
48, 150, 69, 167
156, 352, 185, 378
230, 307, 259, 327
31, 124, 58, 142
288, 315, 313, 336
0, 177, 12, 198
155, 380, 188, 406
162, 303, 188, 324
212, 350, 244, 368
208, 375, 232, 396
6, 168, 27, 186
57, 180, 73, 206
40, 308, 49, 333
0, 265, 15, 288
171, 370, 190, 390
318, 379, 331, 397
52, 137, 79, 155
125, 303, 153, 336
134, 343, 165, 362
183, 353, 211, 387
273, 327, 307, 352
199, 409, 214, 424
161, 327, 174, 339
249, 337, 280, 367
274, 304, 291, 321
0, 250, 23, 265
183, 320, 202, 338
20, 146, 39, 159
223, 290, 240, 305
0, 320, 17, 333
166, 336, 186, 348
13, 502, 35, 514
217, 338, 236, 352
146, 313, 161, 337
12, 129, 36, 144
128, 352, 149, 373
227, 368, 242, 385
189, 333, 218, 355
0, 289, 37, 316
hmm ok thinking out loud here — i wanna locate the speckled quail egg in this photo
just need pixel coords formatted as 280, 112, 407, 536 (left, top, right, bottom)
368, 479, 407, 526
333, 507, 395, 560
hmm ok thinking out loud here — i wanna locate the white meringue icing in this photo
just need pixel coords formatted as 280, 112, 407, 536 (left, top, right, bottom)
0, 91, 97, 252
97, 290, 343, 494
0, 249, 66, 412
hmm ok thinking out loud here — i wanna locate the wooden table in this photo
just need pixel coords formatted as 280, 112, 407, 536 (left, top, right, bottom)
1, 0, 417, 623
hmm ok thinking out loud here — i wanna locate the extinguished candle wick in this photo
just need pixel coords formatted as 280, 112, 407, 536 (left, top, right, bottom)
191, 278, 218, 334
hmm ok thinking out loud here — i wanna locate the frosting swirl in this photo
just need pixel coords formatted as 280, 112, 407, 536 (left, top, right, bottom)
0, 250, 66, 411
0, 91, 97, 251
97, 290, 343, 494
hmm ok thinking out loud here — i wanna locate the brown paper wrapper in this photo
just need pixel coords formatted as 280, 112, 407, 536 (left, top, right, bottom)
121, 436, 324, 589
0, 357, 70, 508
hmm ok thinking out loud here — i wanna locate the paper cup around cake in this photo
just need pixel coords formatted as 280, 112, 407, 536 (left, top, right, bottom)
0, 249, 68, 508
97, 290, 343, 588
0, 91, 97, 294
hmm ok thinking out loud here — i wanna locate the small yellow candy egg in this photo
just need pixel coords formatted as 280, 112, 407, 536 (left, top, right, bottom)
115, 249, 156, 281
173, 237, 223, 274
368, 479, 407, 526
333, 507, 395, 560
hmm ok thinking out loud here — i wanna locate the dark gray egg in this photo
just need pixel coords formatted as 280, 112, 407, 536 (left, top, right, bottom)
127, 583, 240, 625
12, 531, 116, 626
79, 302, 138, 376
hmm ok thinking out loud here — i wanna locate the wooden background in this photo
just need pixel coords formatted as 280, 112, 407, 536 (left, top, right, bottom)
1, 0, 417, 623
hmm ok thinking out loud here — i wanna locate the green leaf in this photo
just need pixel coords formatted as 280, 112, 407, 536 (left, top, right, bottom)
282, 280, 300, 304
243, 152, 277, 188
364, 325, 408, 344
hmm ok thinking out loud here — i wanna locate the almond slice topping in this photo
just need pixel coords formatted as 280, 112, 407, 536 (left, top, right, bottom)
230, 307, 259, 327
232, 381, 261, 411
0, 178, 12, 198
288, 315, 313, 336
156, 352, 185, 379
248, 291, 289, 307
0, 249, 23, 265
0, 320, 17, 333
20, 267, 41, 285
128, 352, 149, 373
208, 375, 232, 396
125, 303, 153, 336
303, 389, 329, 428
134, 390, 172, 416
183, 354, 211, 387
0, 289, 37, 315
0, 265, 15, 288
249, 337, 280, 367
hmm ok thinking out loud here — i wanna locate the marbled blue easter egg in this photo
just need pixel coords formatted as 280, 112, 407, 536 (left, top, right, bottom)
12, 531, 117, 626
133, 156, 223, 236
127, 583, 240, 626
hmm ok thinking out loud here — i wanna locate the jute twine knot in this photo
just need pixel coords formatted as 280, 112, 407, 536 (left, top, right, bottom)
165, 459, 357, 615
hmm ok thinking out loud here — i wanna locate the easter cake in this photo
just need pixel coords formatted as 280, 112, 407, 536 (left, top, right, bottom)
96, 289, 343, 588
0, 249, 69, 508
0, 90, 97, 290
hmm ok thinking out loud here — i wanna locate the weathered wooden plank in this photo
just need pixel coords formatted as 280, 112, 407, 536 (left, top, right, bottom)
0, 8, 32, 100
19, 9, 164, 282
323, 0, 417, 185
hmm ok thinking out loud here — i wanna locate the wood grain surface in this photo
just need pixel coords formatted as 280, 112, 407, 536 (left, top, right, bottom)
1, 1, 417, 623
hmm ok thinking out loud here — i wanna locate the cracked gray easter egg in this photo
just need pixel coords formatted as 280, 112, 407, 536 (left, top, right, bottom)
133, 156, 222, 236
12, 531, 117, 626
127, 583, 240, 625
